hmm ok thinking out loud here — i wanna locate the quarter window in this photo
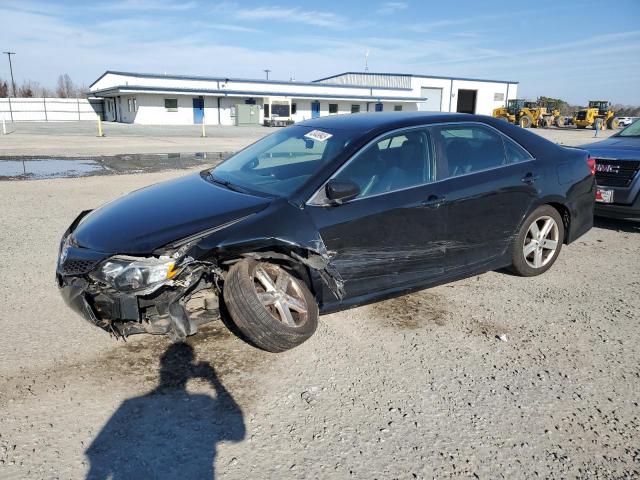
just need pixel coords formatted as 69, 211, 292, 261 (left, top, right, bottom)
332, 128, 434, 199
504, 137, 533, 164
431, 124, 510, 179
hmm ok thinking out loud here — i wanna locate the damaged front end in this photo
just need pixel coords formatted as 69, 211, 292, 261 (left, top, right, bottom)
56, 210, 345, 342
56, 212, 224, 341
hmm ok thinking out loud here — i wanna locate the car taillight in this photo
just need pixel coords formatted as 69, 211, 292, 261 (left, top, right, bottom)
587, 156, 596, 175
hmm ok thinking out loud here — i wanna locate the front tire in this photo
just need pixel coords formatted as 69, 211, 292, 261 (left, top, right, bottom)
519, 115, 532, 128
509, 206, 564, 277
223, 259, 318, 352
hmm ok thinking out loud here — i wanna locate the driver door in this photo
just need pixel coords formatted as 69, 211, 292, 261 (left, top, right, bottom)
306, 127, 448, 299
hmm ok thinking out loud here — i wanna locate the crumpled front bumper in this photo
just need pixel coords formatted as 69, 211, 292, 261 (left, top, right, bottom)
56, 211, 216, 340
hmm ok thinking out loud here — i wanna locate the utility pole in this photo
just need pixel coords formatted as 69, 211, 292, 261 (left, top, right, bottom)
263, 69, 271, 80
3, 52, 16, 97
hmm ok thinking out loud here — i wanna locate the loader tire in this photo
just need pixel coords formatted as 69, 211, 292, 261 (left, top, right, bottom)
519, 115, 532, 128
555, 116, 565, 128
607, 117, 619, 129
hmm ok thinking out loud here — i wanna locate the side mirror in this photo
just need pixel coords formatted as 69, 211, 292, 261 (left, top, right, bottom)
325, 179, 360, 205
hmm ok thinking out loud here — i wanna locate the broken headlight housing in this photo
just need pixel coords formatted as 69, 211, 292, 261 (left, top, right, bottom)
92, 256, 180, 294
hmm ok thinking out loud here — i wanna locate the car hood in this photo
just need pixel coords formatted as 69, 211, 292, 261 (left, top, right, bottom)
73, 172, 272, 254
580, 136, 640, 159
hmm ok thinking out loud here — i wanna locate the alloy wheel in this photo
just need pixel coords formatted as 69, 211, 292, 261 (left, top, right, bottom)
252, 264, 308, 327
523, 215, 559, 269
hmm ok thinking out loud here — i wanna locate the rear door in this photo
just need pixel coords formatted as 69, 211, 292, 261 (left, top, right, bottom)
306, 127, 448, 299
429, 123, 538, 272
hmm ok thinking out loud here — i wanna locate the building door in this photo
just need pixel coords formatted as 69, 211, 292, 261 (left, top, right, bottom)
418, 87, 442, 111
311, 101, 320, 118
193, 97, 204, 124
375, 102, 384, 112
456, 89, 477, 114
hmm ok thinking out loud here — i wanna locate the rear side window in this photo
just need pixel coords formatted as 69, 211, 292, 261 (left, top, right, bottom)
332, 127, 434, 199
504, 137, 533, 164
431, 124, 520, 179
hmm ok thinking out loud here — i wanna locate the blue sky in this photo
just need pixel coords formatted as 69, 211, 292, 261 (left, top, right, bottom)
0, 0, 639, 104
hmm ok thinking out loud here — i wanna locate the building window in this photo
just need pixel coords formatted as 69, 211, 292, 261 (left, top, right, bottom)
351, 104, 360, 113
164, 99, 178, 112
291, 103, 297, 115
271, 102, 290, 117
245, 98, 256, 105
132, 98, 137, 111
375, 103, 383, 112
127, 98, 133, 112
494, 93, 505, 101
329, 103, 338, 114
394, 105, 402, 111
264, 104, 270, 117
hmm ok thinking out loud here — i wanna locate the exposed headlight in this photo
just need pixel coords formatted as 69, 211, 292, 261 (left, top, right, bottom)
92, 256, 180, 294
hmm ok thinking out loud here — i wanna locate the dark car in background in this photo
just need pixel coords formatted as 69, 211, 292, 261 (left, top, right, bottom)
56, 112, 595, 352
581, 119, 640, 219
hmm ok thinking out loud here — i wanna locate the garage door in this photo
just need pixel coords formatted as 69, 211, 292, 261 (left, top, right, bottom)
418, 87, 442, 112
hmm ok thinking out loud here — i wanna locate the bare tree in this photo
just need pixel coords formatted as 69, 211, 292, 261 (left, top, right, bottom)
17, 79, 39, 97
0, 79, 8, 97
56, 74, 78, 98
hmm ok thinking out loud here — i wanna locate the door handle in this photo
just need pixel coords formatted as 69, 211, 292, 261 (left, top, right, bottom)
521, 172, 540, 184
421, 195, 446, 208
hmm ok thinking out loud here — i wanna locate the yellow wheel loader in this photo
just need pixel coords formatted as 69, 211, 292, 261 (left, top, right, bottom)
573, 101, 619, 130
492, 100, 537, 128
536, 101, 565, 128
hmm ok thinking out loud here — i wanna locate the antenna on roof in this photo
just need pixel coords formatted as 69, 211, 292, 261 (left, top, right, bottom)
364, 50, 370, 73
263, 69, 271, 80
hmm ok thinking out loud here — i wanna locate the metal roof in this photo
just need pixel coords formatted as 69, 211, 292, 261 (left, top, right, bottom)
90, 85, 425, 102
314, 71, 519, 85
89, 70, 413, 91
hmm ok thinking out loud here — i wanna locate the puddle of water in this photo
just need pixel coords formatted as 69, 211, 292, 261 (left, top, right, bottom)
0, 159, 104, 178
0, 152, 230, 180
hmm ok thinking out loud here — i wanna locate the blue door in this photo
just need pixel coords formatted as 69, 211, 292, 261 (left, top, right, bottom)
193, 98, 204, 124
311, 101, 320, 118
375, 102, 383, 112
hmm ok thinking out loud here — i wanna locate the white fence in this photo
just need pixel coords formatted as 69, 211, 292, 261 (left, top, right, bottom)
0, 97, 104, 122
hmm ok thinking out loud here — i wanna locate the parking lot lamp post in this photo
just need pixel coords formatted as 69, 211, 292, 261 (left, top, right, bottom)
3, 52, 16, 97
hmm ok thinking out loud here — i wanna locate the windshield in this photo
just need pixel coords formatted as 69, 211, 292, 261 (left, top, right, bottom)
209, 126, 357, 197
617, 119, 640, 137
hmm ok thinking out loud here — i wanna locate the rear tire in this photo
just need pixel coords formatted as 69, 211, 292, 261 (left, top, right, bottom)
223, 259, 318, 352
607, 117, 619, 129
519, 115, 532, 128
509, 205, 565, 277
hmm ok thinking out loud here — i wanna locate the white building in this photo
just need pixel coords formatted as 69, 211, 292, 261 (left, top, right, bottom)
88, 70, 518, 126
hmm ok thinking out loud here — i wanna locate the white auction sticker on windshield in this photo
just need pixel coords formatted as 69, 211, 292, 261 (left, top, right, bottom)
304, 130, 333, 142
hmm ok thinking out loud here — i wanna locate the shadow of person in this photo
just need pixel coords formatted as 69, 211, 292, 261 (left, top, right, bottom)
85, 343, 245, 479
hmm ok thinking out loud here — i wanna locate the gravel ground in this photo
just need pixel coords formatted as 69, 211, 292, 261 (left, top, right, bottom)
0, 127, 638, 479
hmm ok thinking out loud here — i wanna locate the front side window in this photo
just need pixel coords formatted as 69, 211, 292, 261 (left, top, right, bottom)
331, 128, 434, 199
210, 126, 358, 197
431, 124, 511, 179
164, 99, 178, 112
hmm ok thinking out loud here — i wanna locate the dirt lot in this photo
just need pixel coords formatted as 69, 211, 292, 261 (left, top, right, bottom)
1, 127, 638, 479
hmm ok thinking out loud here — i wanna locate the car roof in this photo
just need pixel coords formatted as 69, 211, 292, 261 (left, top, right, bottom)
297, 111, 480, 132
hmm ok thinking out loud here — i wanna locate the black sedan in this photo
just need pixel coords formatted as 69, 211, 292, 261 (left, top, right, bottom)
56, 112, 595, 352
581, 119, 640, 219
